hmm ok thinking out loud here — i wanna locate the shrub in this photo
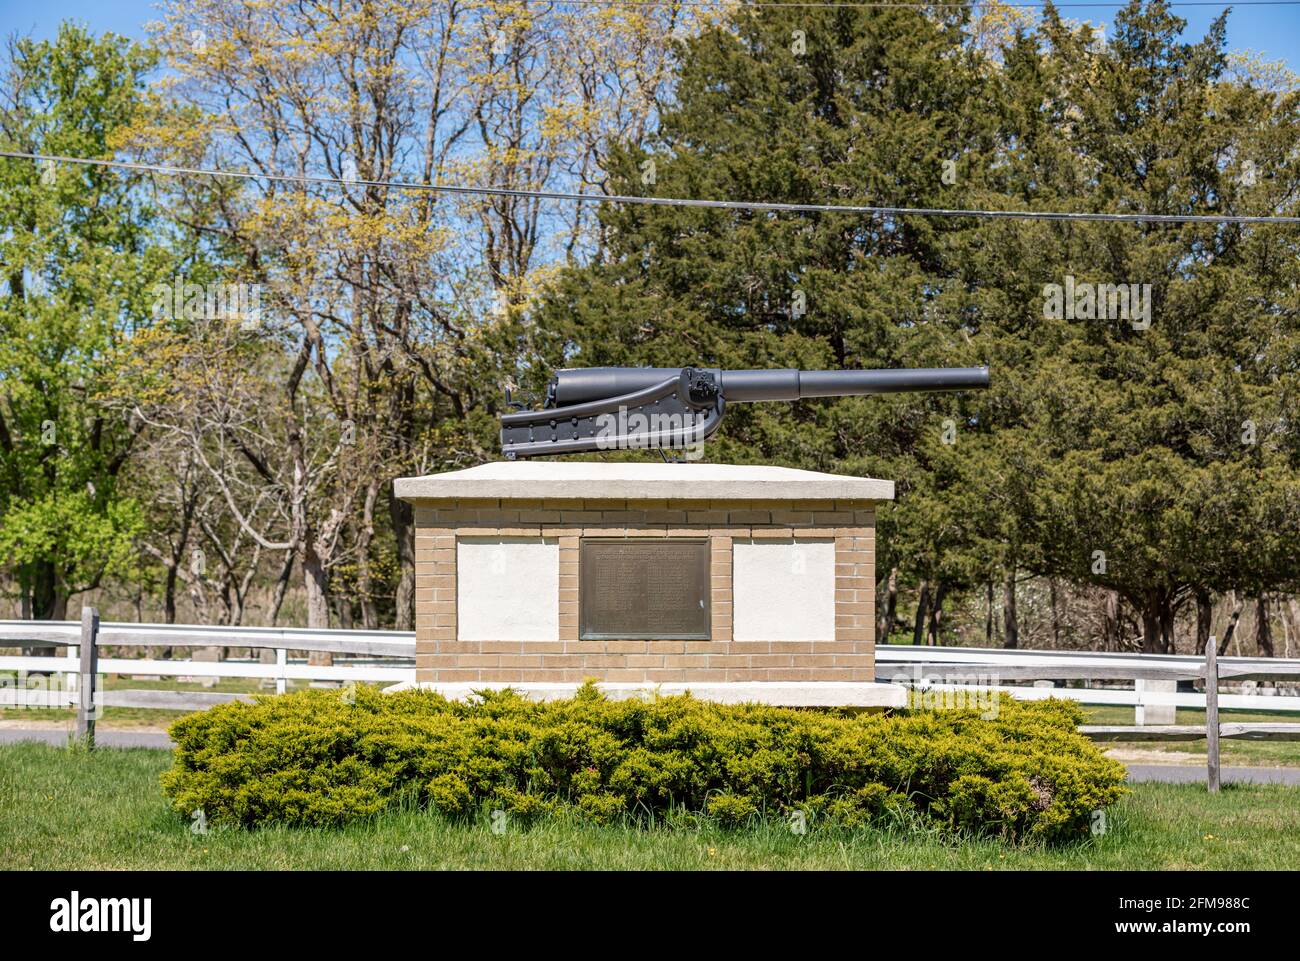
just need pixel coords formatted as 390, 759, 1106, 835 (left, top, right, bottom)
161, 684, 1126, 843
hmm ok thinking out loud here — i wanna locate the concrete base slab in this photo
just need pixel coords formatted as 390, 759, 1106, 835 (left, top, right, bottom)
385, 680, 907, 709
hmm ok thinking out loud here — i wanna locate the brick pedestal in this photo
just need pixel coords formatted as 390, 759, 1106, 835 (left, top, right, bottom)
395, 462, 894, 691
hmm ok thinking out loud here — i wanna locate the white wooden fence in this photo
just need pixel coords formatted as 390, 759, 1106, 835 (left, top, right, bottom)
3, 610, 1300, 788
0, 609, 415, 733
873, 644, 1300, 714
5, 613, 1300, 719
876, 638, 1300, 791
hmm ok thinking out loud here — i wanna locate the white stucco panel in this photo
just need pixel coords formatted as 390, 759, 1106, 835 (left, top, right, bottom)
732, 539, 835, 642
456, 536, 560, 641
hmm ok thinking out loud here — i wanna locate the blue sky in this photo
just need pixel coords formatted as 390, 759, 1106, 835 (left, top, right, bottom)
1, 0, 1297, 72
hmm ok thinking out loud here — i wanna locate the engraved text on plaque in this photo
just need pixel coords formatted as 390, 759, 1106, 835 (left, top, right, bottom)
580, 539, 711, 640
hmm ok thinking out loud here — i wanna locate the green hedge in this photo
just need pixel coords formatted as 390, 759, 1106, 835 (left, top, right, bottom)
161, 685, 1126, 842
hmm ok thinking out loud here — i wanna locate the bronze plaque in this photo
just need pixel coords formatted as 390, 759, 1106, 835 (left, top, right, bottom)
580, 539, 711, 640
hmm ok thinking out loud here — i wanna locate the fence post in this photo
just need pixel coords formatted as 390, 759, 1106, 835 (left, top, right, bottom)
75, 607, 99, 748
1135, 678, 1146, 726
1205, 635, 1220, 793
276, 648, 287, 695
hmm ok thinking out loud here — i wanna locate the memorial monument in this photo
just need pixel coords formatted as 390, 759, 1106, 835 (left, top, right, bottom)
394, 365, 988, 706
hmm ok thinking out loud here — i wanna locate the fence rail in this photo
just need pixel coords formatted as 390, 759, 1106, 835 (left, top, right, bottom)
874, 645, 1300, 712
876, 638, 1300, 791
0, 619, 417, 656
0, 610, 417, 726
1080, 723, 1300, 742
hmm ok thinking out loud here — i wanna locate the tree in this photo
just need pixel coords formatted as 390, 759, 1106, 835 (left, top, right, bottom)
534, 0, 1300, 656
129, 0, 694, 628
999, 2, 1300, 652
0, 26, 182, 618
532, 4, 1015, 648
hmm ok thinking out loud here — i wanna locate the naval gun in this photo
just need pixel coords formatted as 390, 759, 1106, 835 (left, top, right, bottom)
500, 365, 990, 459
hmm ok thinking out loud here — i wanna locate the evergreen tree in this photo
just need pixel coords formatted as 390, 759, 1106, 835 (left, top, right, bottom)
1001, 3, 1300, 651
534, 1, 1300, 652
533, 4, 1006, 640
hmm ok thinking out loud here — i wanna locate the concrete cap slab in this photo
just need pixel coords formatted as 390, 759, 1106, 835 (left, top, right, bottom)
394, 460, 894, 502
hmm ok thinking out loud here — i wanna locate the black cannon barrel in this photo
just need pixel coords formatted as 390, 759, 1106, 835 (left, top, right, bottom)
551, 366, 989, 406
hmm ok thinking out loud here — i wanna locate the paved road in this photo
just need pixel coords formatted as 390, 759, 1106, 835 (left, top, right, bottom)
3, 729, 1300, 784
0, 728, 173, 749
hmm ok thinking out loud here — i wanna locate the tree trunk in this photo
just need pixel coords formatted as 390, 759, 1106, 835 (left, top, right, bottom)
1002, 571, 1018, 649
1158, 600, 1177, 655
31, 560, 62, 619
356, 480, 380, 630
18, 566, 36, 659
302, 546, 333, 666
912, 580, 930, 647
269, 551, 294, 626
877, 567, 897, 644
1218, 591, 1245, 656
336, 595, 354, 630
1256, 596, 1274, 657
1195, 588, 1213, 655
985, 580, 994, 645
1139, 591, 1164, 655
217, 580, 234, 629
1102, 589, 1121, 651
164, 562, 179, 624
927, 581, 948, 646
227, 576, 243, 628
165, 488, 195, 626
389, 488, 416, 631
1049, 578, 1061, 647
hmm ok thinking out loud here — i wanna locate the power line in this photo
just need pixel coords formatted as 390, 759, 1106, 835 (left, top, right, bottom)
4, 149, 1299, 225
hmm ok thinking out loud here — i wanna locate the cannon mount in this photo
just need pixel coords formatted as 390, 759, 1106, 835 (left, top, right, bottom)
499, 365, 990, 459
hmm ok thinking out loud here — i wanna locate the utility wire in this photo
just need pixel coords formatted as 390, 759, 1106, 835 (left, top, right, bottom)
4, 149, 1299, 225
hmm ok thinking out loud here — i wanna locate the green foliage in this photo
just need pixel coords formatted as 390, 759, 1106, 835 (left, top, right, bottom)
162, 685, 1126, 843
531, 3, 1013, 606
0, 24, 186, 616
0, 491, 142, 585
705, 792, 759, 827
532, 1, 1300, 649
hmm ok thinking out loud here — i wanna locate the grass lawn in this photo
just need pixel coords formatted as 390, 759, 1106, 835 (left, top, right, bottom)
1083, 705, 1300, 767
2, 741, 1298, 870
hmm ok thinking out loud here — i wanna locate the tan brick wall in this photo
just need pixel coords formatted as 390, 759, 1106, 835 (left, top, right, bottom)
413, 498, 877, 683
